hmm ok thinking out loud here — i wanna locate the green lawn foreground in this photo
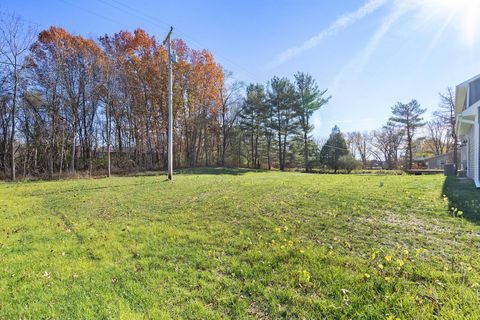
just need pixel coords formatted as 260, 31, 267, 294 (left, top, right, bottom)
1, 170, 480, 319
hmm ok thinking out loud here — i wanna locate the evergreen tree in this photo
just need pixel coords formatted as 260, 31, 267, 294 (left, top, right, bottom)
239, 84, 266, 168
268, 77, 298, 171
294, 72, 330, 172
389, 100, 426, 169
319, 125, 348, 172
258, 89, 275, 170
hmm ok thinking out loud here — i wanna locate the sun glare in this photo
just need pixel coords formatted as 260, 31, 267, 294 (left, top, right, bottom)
419, 0, 480, 45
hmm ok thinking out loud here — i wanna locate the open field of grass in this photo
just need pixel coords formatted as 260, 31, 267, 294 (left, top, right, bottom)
1, 170, 480, 319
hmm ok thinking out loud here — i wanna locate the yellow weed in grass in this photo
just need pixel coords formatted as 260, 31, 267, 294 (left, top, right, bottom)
396, 259, 404, 268
298, 270, 311, 285
415, 248, 426, 256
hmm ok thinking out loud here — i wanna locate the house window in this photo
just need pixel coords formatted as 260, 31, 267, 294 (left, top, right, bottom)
469, 77, 480, 107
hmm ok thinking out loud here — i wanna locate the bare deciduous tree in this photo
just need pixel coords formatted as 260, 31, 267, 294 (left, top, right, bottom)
0, 13, 36, 180
425, 118, 451, 155
435, 88, 458, 168
372, 124, 404, 170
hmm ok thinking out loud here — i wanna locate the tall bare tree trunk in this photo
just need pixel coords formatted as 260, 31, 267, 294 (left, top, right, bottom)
59, 125, 65, 177
304, 131, 309, 172
71, 121, 76, 173
107, 101, 111, 177
10, 63, 18, 181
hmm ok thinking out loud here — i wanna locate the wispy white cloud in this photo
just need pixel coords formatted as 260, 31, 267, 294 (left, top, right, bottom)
356, 5, 405, 71
331, 0, 409, 90
419, 11, 455, 65
266, 0, 389, 70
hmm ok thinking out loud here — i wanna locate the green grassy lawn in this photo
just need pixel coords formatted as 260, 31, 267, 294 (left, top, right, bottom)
1, 170, 480, 319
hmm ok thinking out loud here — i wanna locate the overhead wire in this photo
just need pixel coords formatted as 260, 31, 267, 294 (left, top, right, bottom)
95, 0, 262, 83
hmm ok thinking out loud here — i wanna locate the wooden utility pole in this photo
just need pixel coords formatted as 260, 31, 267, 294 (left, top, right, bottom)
163, 27, 174, 180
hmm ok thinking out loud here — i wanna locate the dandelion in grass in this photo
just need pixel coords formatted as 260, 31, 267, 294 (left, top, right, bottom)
416, 248, 426, 256
396, 259, 404, 269
298, 270, 311, 286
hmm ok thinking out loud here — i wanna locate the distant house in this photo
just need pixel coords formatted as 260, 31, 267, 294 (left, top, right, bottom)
424, 152, 455, 169
455, 74, 480, 187
412, 157, 428, 169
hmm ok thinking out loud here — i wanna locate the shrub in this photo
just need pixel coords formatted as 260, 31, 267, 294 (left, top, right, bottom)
338, 155, 361, 173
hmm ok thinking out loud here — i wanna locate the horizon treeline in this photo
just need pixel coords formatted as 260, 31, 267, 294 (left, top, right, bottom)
0, 13, 456, 181
0, 23, 227, 180
0, 15, 333, 180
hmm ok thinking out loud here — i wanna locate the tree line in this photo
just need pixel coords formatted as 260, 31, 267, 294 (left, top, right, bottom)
338, 88, 457, 171
238, 74, 330, 172
0, 14, 334, 180
0, 13, 458, 180
0, 14, 235, 180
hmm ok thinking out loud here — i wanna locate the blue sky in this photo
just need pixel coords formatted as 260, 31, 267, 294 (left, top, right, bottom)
2, 0, 480, 137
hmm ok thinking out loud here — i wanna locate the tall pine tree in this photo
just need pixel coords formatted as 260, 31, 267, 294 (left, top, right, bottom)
389, 100, 426, 169
268, 77, 298, 171
239, 84, 266, 168
294, 72, 330, 172
320, 125, 348, 172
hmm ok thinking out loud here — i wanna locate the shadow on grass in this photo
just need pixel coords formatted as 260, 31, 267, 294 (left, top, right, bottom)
22, 167, 257, 196
442, 176, 480, 224
175, 167, 260, 175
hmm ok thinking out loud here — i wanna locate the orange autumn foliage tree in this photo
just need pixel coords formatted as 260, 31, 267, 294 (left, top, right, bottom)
20, 26, 227, 176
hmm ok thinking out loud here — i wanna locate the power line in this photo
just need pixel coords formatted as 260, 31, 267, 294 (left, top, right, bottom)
0, 10, 41, 29
321, 144, 350, 151
98, 0, 171, 29
95, 0, 262, 83
57, 0, 134, 31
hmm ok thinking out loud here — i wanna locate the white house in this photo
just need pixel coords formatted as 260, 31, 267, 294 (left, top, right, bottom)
455, 74, 480, 188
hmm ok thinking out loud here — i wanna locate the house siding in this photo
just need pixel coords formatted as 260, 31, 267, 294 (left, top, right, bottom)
468, 127, 475, 179
459, 116, 479, 184
456, 79, 480, 187
477, 107, 480, 185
